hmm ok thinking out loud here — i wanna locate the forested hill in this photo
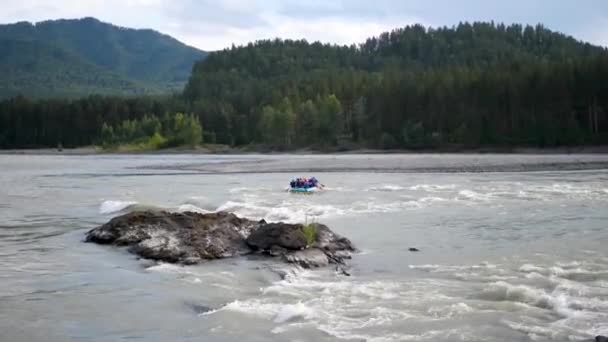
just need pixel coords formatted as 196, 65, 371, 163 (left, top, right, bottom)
1, 22, 607, 149
0, 17, 206, 99
183, 22, 607, 148
187, 22, 603, 79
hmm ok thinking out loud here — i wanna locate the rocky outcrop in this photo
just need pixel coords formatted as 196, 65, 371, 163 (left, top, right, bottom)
86, 210, 355, 269
284, 249, 329, 268
246, 223, 308, 251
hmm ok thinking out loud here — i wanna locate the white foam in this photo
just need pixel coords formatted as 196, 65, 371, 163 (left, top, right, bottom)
216, 200, 269, 220
409, 262, 498, 273
419, 196, 448, 204
407, 182, 608, 203
368, 184, 405, 192
216, 200, 347, 223
523, 183, 608, 201
556, 261, 582, 268
409, 184, 457, 192
519, 264, 546, 273
176, 204, 210, 214
179, 196, 216, 211
204, 269, 441, 340
274, 302, 315, 323
318, 327, 476, 342
524, 272, 546, 280
214, 189, 453, 224
457, 190, 492, 201
504, 321, 565, 341
553, 266, 608, 282
481, 281, 558, 309
99, 200, 137, 214
481, 280, 608, 323
263, 272, 402, 301
146, 263, 190, 274
220, 299, 282, 318
427, 302, 473, 319
372, 259, 608, 339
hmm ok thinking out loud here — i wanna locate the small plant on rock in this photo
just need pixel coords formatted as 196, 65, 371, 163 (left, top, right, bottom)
302, 216, 318, 247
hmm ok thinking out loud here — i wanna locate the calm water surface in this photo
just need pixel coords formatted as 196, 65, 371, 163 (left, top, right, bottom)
1, 154, 607, 341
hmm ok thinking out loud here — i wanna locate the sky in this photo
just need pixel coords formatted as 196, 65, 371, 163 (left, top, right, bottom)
1, 0, 607, 51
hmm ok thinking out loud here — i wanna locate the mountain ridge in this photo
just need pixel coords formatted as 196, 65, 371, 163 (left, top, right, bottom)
0, 17, 207, 99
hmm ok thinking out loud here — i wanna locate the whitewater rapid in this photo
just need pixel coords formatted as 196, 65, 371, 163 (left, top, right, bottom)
93, 174, 608, 341
142, 256, 608, 341
99, 178, 608, 224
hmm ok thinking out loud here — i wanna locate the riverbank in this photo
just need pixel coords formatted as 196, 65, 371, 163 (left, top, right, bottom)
2, 144, 608, 155
134, 153, 608, 174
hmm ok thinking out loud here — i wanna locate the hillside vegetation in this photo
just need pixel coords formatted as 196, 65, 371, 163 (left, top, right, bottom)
1, 22, 606, 149
183, 23, 607, 148
0, 17, 206, 99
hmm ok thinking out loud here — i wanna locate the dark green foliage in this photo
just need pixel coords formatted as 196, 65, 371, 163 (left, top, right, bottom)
1, 22, 607, 149
0, 95, 181, 148
0, 17, 206, 99
98, 112, 202, 149
181, 22, 608, 148
254, 95, 342, 148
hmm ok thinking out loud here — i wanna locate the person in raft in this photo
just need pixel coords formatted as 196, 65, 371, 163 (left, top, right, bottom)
312, 177, 325, 189
289, 177, 324, 189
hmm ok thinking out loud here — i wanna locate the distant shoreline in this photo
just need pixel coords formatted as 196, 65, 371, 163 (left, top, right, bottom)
3, 146, 608, 173
1, 145, 608, 156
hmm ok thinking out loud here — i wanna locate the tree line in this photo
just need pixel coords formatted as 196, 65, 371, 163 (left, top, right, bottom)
0, 95, 190, 148
1, 22, 607, 149
98, 112, 202, 149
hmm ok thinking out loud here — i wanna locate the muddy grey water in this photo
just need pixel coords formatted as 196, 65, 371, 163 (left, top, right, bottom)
1, 154, 608, 342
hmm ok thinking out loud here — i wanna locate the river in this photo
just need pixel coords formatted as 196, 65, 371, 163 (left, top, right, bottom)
1, 154, 607, 341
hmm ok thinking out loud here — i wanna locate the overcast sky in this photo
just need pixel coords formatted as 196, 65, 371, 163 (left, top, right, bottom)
1, 0, 607, 51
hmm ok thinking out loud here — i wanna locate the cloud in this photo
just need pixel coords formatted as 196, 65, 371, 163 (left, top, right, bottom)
147, 0, 429, 49
164, 12, 425, 50
0, 0, 606, 50
574, 16, 608, 47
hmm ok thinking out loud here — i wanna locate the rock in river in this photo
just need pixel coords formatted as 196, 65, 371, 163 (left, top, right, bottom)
86, 210, 355, 269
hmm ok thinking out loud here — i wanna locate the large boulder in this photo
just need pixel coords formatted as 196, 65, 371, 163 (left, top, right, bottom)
86, 211, 260, 264
86, 211, 355, 269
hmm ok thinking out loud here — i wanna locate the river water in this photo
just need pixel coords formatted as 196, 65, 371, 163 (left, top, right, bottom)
1, 154, 607, 341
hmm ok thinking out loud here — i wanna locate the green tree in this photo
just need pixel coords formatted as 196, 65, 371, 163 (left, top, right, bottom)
165, 112, 203, 147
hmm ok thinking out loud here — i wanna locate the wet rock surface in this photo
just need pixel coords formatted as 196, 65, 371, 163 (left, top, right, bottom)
86, 210, 355, 269
283, 248, 329, 268
246, 223, 308, 251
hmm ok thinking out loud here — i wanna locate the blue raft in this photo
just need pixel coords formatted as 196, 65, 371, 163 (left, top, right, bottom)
287, 177, 324, 194
288, 187, 319, 194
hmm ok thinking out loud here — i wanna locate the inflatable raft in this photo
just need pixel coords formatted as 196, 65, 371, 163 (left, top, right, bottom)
287, 177, 324, 194
288, 187, 319, 194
